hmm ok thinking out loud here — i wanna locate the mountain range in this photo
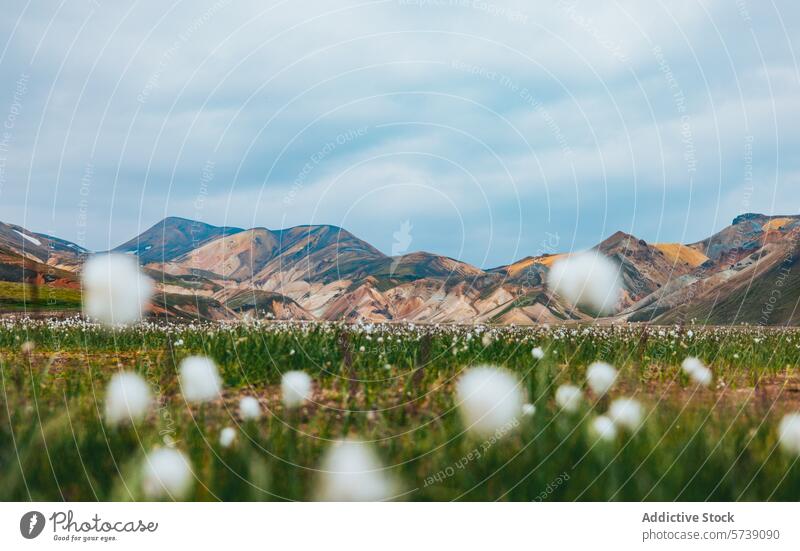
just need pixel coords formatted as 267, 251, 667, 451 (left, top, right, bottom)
1, 213, 799, 325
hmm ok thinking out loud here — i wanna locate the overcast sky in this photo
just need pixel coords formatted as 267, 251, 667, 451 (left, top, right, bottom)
1, 1, 798, 267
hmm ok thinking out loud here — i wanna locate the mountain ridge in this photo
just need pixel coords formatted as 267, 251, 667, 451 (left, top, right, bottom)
2, 213, 799, 325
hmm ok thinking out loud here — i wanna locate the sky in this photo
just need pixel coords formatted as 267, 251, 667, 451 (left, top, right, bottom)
0, 0, 799, 268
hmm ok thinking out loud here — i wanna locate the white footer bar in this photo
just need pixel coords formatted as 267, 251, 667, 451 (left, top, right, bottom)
2, 503, 798, 550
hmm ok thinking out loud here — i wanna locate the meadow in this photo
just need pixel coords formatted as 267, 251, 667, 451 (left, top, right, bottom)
1, 318, 799, 501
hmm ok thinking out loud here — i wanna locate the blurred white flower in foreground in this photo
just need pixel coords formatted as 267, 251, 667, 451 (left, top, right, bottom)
555, 384, 583, 413
238, 396, 262, 421
522, 403, 536, 416
179, 356, 222, 403
586, 361, 617, 396
689, 366, 712, 386
681, 357, 712, 387
315, 440, 395, 501
681, 357, 703, 374
219, 427, 237, 448
82, 254, 153, 326
142, 448, 193, 499
547, 251, 621, 314
591, 415, 617, 442
104, 372, 152, 426
281, 371, 313, 408
532, 347, 545, 360
778, 413, 800, 455
608, 398, 643, 431
456, 365, 523, 436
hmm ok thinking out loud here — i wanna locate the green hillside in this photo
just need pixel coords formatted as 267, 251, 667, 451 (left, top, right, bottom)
0, 281, 82, 312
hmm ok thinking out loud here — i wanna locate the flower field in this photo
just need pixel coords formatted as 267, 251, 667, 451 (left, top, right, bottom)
1, 318, 799, 501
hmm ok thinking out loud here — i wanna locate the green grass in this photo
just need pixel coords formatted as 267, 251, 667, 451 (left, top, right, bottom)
1, 321, 799, 501
0, 281, 82, 311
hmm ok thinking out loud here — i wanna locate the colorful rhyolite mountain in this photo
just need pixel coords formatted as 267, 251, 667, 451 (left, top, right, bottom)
1, 213, 799, 324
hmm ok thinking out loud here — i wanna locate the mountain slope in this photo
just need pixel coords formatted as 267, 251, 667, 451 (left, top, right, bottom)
655, 231, 800, 325
595, 231, 697, 308
0, 221, 87, 268
259, 224, 387, 284
159, 228, 281, 282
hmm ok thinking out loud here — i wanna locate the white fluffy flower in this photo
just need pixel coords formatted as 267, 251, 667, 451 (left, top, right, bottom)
586, 361, 618, 396
104, 372, 152, 425
315, 440, 396, 501
555, 384, 583, 413
142, 448, 193, 499
681, 357, 704, 374
778, 413, 800, 455
522, 403, 536, 416
531, 347, 545, 360
690, 366, 712, 386
81, 254, 153, 326
682, 357, 712, 387
281, 370, 313, 408
609, 398, 643, 431
179, 356, 222, 403
238, 396, 262, 421
456, 365, 523, 436
547, 251, 621, 314
219, 427, 237, 448
591, 415, 617, 442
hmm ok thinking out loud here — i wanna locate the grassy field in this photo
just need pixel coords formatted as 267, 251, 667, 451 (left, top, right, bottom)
0, 281, 82, 312
1, 319, 799, 501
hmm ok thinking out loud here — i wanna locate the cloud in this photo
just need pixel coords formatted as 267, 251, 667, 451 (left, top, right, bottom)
0, 0, 798, 266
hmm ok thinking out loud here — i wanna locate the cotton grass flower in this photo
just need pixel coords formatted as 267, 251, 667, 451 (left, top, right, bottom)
555, 384, 583, 413
281, 370, 313, 408
314, 440, 395, 501
608, 397, 643, 431
455, 365, 523, 436
547, 251, 621, 314
522, 403, 536, 416
591, 415, 617, 442
104, 372, 152, 426
586, 361, 617, 396
179, 356, 222, 403
238, 396, 262, 421
81, 254, 153, 326
681, 356, 712, 386
531, 347, 544, 360
690, 365, 712, 386
778, 413, 800, 455
681, 357, 704, 375
142, 448, 193, 499
219, 427, 237, 448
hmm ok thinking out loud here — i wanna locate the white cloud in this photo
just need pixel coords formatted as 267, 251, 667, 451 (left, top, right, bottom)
0, 0, 798, 264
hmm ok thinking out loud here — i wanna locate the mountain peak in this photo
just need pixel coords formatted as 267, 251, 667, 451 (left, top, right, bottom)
112, 217, 244, 263
732, 212, 767, 225
731, 212, 800, 226
597, 230, 646, 252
